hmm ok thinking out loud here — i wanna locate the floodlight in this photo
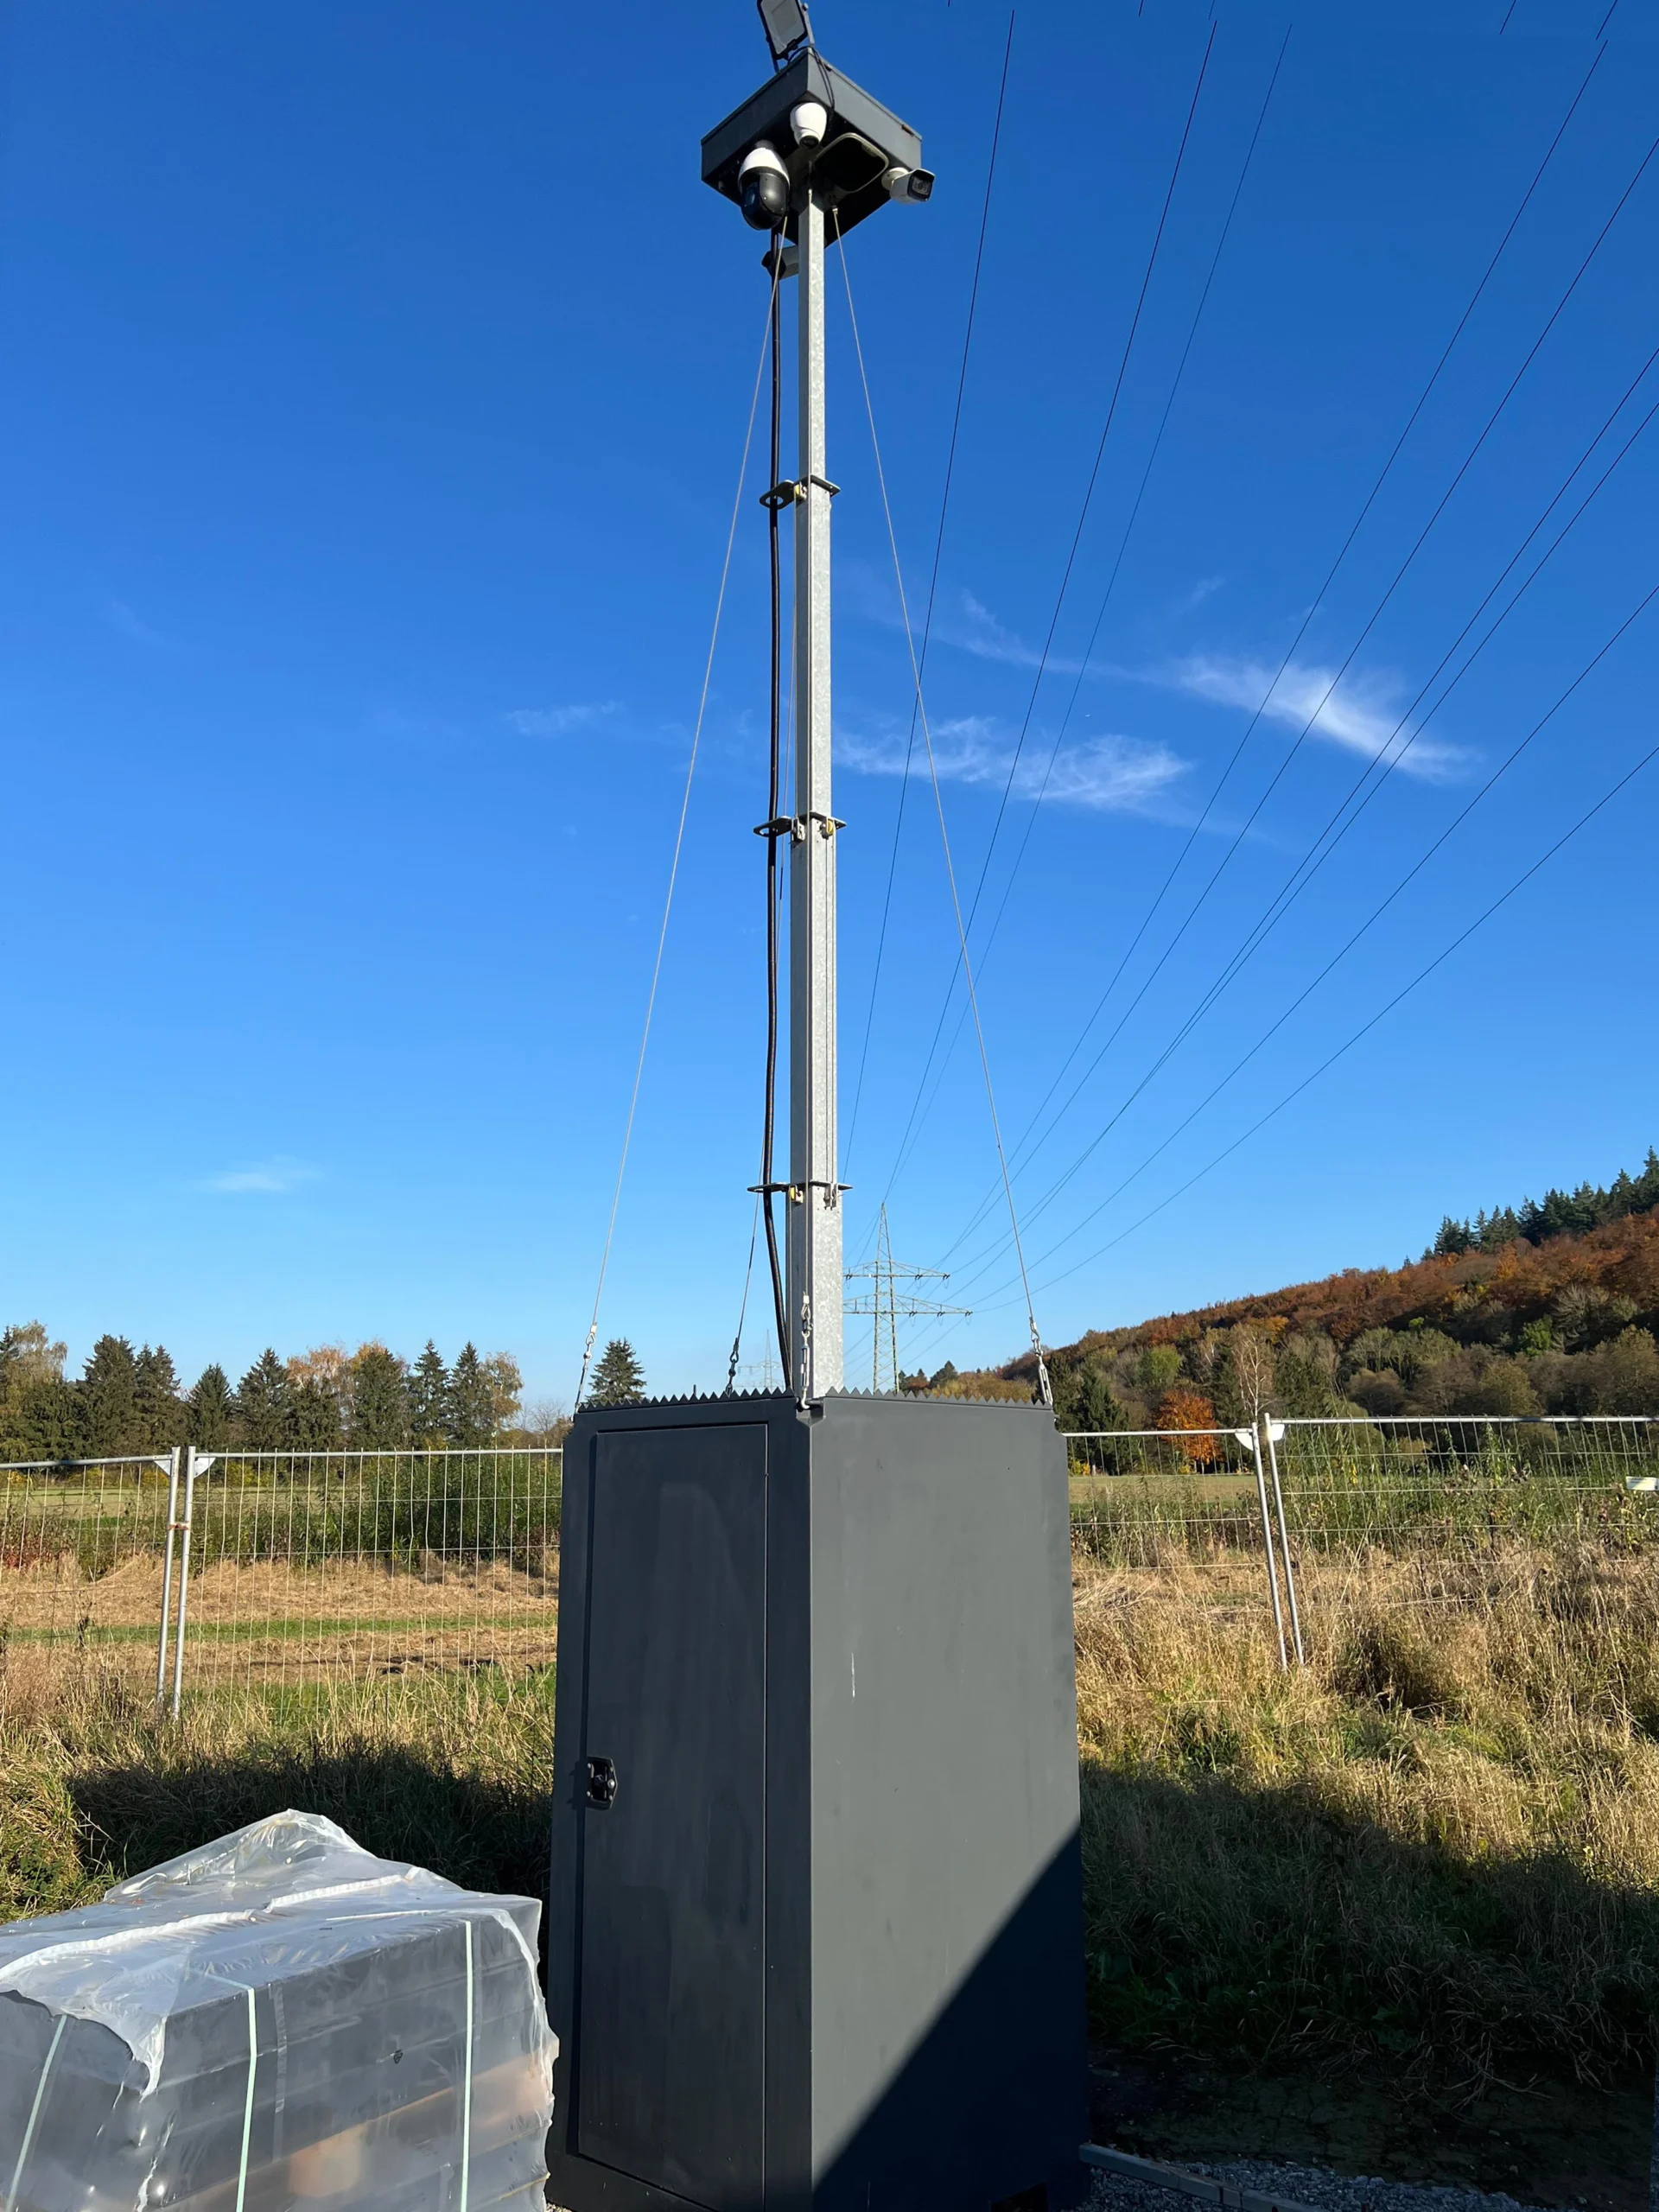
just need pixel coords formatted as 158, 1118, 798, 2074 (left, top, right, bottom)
757, 0, 812, 64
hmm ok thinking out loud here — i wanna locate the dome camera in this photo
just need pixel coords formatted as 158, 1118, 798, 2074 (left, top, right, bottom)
791, 100, 829, 147
739, 143, 791, 230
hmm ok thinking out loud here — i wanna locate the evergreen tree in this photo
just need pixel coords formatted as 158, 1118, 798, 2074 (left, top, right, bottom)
188, 1364, 235, 1448
235, 1349, 292, 1449
290, 1379, 342, 1449
132, 1345, 182, 1449
588, 1338, 645, 1408
408, 1342, 450, 1443
79, 1335, 139, 1455
351, 1344, 410, 1448
0, 1324, 69, 1459
448, 1343, 497, 1447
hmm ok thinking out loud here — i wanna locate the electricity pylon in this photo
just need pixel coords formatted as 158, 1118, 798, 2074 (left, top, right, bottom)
843, 1205, 969, 1394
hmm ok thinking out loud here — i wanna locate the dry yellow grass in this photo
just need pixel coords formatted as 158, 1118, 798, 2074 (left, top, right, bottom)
1075, 1537, 1659, 2089
3, 1535, 1655, 2097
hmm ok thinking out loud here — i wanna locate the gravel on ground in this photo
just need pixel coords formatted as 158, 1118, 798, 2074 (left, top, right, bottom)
1087, 2156, 1541, 2212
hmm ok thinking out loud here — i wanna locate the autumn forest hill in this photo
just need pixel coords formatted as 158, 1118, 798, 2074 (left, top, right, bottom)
987, 1148, 1659, 1430
0, 1332, 548, 1464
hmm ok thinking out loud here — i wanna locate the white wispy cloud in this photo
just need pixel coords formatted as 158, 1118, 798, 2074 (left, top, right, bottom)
1163, 653, 1467, 779
841, 716, 1186, 814
204, 1157, 317, 1196
107, 599, 175, 651
506, 701, 620, 737
1172, 575, 1224, 615
932, 591, 1092, 677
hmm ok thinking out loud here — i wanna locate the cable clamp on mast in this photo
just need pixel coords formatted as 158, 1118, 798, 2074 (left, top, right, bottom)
759, 474, 840, 509
753, 811, 845, 842
747, 1179, 850, 1207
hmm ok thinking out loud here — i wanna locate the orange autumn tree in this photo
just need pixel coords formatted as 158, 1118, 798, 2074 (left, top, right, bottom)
1153, 1386, 1219, 1466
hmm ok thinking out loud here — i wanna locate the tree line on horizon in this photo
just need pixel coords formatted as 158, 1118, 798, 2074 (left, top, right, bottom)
1005, 1146, 1659, 1433
1430, 1146, 1659, 1257
0, 1327, 546, 1463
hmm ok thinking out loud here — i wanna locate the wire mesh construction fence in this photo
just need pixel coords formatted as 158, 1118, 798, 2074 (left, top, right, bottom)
8, 1419, 1658, 1707
0, 1446, 562, 1719
1065, 1414, 1659, 1659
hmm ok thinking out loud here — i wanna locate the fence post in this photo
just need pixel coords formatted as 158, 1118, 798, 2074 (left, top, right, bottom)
169, 1445, 200, 1719
1243, 1423, 1289, 1669
155, 1446, 181, 1711
1263, 1419, 1306, 1666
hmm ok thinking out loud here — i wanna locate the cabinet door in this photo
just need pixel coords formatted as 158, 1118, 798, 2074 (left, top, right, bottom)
575, 1423, 766, 2207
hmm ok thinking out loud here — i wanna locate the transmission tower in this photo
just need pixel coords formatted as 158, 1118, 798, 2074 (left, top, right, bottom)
842, 1205, 969, 1393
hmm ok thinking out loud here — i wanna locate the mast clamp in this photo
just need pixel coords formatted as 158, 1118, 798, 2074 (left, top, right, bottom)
753, 812, 846, 842
760, 474, 841, 510
747, 1180, 852, 1207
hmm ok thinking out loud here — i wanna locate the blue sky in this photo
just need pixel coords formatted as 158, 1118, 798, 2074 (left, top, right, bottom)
2, 0, 1656, 1403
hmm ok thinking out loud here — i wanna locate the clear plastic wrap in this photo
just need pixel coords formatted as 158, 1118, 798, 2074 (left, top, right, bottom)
0, 1810, 556, 2212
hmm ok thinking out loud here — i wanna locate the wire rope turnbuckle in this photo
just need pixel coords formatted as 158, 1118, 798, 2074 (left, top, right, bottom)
759, 474, 840, 509
753, 811, 845, 842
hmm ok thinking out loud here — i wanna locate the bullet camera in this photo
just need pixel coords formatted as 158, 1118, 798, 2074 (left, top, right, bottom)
739, 142, 791, 229
881, 163, 935, 204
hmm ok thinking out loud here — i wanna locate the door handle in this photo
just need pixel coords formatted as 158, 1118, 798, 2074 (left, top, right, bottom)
585, 1755, 618, 1809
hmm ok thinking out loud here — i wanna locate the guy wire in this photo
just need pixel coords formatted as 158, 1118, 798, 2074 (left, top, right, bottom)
574, 285, 775, 1409
844, 6, 1016, 1179
839, 239, 1052, 1408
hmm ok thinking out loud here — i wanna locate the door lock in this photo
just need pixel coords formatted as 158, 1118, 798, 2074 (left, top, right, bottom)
584, 1756, 618, 1809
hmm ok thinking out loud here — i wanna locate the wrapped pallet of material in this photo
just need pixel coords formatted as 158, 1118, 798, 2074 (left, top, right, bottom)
0, 1809, 556, 2212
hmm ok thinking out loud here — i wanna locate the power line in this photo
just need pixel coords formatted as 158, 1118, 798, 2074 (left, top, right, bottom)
949, 341, 1659, 1274
844, 8, 1016, 1175
572, 289, 775, 1409
879, 26, 1289, 1205
930, 48, 1638, 1271
1023, 712, 1659, 1309
935, 575, 1659, 1328
872, 22, 1218, 1217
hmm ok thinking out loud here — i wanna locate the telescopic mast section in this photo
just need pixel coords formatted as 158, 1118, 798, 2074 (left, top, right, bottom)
702, 42, 933, 1400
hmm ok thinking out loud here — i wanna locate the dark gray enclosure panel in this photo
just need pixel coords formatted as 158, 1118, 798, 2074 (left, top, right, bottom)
574, 1423, 767, 2208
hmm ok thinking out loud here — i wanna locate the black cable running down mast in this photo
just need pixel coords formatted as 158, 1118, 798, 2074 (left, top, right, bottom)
760, 280, 791, 1376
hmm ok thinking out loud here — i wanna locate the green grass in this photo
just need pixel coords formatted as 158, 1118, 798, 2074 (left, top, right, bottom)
0, 1671, 557, 1932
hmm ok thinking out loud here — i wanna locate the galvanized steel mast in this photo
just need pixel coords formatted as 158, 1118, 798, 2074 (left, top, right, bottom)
702, 10, 932, 1398
790, 181, 842, 1396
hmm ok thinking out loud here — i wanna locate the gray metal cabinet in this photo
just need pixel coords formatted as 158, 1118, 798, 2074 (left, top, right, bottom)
547, 1394, 1088, 2212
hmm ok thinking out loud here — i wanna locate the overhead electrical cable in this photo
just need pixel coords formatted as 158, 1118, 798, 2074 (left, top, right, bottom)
572, 287, 775, 1409
878, 28, 1288, 1205
930, 574, 1659, 1329
940, 339, 1659, 1279
1013, 573, 1659, 1287
1020, 709, 1659, 1307
979, 29, 1292, 950
843, 7, 1016, 1177
925, 40, 1611, 1235
871, 22, 1218, 1217
839, 238, 1053, 1407
928, 53, 1640, 1269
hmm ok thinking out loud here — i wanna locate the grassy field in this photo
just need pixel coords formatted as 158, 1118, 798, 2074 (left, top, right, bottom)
1077, 1538, 1659, 2094
3, 1528, 1656, 2190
